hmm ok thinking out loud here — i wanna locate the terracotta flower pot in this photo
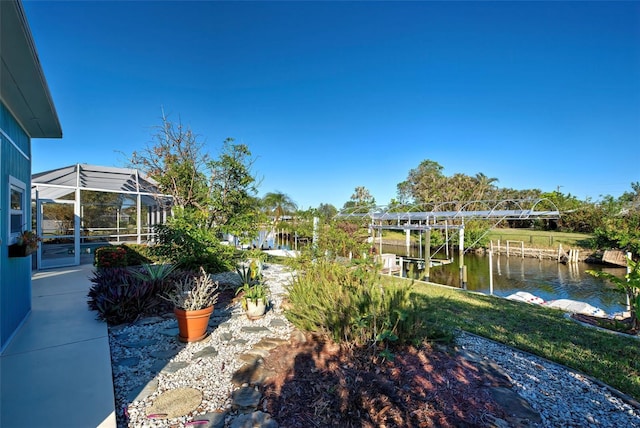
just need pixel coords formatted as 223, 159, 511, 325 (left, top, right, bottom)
173, 306, 214, 342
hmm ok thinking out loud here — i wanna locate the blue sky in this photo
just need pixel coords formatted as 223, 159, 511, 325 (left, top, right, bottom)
24, 1, 640, 210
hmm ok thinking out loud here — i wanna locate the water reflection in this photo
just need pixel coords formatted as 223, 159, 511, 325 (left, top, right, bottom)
382, 244, 627, 314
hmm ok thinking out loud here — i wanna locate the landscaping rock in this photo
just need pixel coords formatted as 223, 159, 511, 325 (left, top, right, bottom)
230, 411, 278, 428
231, 387, 262, 411
146, 387, 202, 418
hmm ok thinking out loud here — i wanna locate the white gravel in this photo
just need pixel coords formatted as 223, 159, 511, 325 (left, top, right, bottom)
456, 331, 640, 427
109, 263, 295, 428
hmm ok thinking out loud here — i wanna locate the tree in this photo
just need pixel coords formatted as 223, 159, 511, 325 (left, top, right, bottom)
472, 173, 499, 201
207, 138, 261, 242
344, 186, 376, 209
262, 191, 297, 226
316, 203, 338, 219
398, 159, 445, 204
620, 182, 640, 204
130, 113, 209, 211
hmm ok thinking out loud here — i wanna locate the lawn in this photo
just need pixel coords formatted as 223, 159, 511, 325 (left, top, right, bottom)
382, 228, 592, 249
485, 228, 592, 249
384, 276, 640, 401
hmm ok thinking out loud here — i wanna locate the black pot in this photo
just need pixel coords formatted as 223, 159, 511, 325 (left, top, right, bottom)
8, 244, 36, 258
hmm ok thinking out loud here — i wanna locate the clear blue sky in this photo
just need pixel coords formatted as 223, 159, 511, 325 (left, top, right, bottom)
24, 1, 640, 210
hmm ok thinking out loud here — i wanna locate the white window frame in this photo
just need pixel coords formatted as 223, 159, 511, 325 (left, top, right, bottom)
8, 176, 27, 244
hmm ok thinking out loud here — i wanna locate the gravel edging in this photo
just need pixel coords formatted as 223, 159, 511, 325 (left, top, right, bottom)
456, 330, 640, 427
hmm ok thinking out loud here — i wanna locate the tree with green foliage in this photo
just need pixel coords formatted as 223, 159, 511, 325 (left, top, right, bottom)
207, 138, 261, 243
619, 182, 640, 204
316, 203, 338, 219
262, 191, 297, 226
472, 173, 499, 201
343, 186, 376, 209
397, 159, 445, 204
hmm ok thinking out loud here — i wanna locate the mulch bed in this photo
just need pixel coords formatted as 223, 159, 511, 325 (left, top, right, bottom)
259, 333, 508, 427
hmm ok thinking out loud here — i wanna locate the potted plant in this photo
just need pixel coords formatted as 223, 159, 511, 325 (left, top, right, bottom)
9, 230, 41, 258
236, 265, 269, 320
163, 267, 219, 342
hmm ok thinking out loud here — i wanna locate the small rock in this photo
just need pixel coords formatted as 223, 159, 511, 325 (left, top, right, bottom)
192, 411, 227, 428
241, 326, 271, 334
253, 338, 284, 351
150, 349, 176, 359
230, 411, 278, 428
159, 328, 180, 337
146, 387, 203, 419
231, 387, 262, 411
246, 348, 271, 359
269, 318, 288, 328
488, 387, 542, 426
126, 379, 159, 402
114, 357, 139, 367
122, 339, 158, 348
289, 329, 307, 344
161, 361, 190, 374
194, 347, 219, 359
231, 362, 275, 386
237, 353, 263, 365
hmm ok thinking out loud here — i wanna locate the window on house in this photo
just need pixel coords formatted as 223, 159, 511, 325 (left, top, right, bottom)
9, 178, 27, 242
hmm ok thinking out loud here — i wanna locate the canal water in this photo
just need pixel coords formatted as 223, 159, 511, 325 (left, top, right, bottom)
382, 244, 628, 315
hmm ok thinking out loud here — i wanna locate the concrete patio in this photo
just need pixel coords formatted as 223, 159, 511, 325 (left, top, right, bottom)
0, 263, 116, 428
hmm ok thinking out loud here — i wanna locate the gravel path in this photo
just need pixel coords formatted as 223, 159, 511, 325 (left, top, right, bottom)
108, 263, 640, 427
109, 263, 295, 427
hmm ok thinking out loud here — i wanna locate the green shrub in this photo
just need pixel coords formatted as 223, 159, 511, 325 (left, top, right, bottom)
122, 243, 155, 265
86, 264, 181, 324
151, 222, 235, 273
285, 259, 432, 356
94, 246, 128, 268
94, 244, 157, 268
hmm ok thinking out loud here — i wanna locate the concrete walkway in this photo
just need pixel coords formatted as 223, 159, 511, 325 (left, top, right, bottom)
0, 263, 116, 428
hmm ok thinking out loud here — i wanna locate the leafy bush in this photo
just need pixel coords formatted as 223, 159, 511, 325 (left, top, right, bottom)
87, 264, 180, 324
94, 244, 157, 268
285, 259, 431, 357
94, 246, 128, 268
122, 244, 155, 265
151, 219, 235, 273
590, 212, 640, 255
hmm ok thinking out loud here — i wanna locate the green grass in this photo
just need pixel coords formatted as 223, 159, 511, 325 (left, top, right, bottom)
382, 228, 592, 249
384, 276, 640, 401
485, 228, 592, 249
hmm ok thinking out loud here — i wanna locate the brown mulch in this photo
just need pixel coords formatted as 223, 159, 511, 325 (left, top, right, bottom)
258, 333, 509, 428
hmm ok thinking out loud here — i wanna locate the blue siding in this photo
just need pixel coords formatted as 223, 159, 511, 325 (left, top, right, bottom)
0, 102, 32, 350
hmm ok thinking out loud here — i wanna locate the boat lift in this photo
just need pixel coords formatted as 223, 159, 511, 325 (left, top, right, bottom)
337, 199, 561, 287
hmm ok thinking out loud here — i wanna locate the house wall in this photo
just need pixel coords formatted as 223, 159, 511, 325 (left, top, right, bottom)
0, 101, 32, 351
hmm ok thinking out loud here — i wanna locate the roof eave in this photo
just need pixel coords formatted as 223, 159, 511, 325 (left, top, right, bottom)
0, 0, 62, 139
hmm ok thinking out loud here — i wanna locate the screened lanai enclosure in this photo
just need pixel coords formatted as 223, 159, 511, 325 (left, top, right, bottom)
31, 164, 172, 269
